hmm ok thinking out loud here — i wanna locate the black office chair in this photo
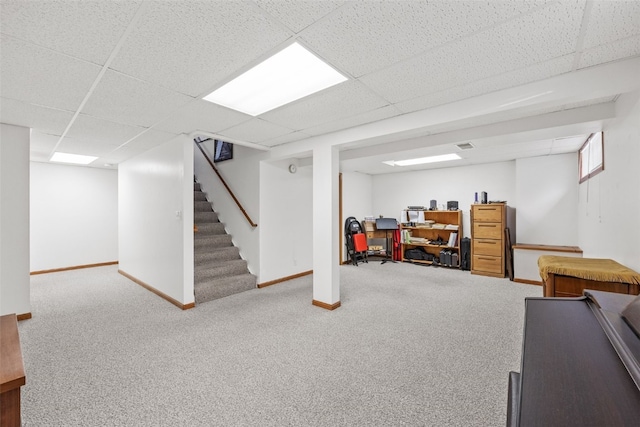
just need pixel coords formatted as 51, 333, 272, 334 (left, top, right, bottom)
344, 217, 368, 266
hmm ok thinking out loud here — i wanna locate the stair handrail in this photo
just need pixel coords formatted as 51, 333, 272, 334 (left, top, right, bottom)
194, 139, 257, 228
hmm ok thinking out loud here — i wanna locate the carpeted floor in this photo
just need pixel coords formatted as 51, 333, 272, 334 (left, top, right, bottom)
20, 262, 540, 426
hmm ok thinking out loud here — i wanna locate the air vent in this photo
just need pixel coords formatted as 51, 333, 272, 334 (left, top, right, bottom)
456, 142, 475, 150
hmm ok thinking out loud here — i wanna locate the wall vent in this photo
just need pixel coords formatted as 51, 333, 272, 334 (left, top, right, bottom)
456, 142, 475, 150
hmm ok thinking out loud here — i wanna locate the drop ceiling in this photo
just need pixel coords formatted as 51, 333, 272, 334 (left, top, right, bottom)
1, 0, 639, 174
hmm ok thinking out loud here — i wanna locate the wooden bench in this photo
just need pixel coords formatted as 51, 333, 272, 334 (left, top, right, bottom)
538, 255, 640, 298
1, 314, 26, 427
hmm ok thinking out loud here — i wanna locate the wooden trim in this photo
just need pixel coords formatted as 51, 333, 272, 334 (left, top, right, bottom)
513, 278, 544, 286
194, 140, 257, 228
258, 270, 313, 288
30, 261, 118, 275
118, 270, 195, 310
312, 299, 341, 310
16, 313, 31, 321
512, 244, 582, 253
1, 314, 26, 426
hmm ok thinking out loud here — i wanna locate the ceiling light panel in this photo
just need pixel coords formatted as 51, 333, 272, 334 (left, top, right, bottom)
50, 152, 98, 165
388, 154, 461, 167
203, 42, 347, 116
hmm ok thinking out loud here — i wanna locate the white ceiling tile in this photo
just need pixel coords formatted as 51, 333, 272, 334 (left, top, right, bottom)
109, 1, 292, 97
254, 0, 345, 33
65, 114, 145, 147
219, 118, 295, 144
121, 128, 179, 151
579, 35, 640, 69
301, 1, 552, 77
582, 1, 640, 49
395, 55, 574, 113
304, 105, 401, 137
82, 70, 194, 128
361, 2, 584, 104
55, 135, 120, 157
29, 131, 60, 158
0, 35, 102, 111
154, 100, 252, 135
260, 80, 388, 130
0, 1, 142, 65
0, 97, 73, 135
260, 131, 312, 148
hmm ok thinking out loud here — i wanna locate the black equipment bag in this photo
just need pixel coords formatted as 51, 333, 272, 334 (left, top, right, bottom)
460, 237, 471, 271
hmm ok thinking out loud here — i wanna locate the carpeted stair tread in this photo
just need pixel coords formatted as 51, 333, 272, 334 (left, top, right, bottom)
194, 222, 226, 235
194, 273, 257, 303
194, 211, 219, 223
195, 259, 250, 282
195, 200, 213, 212
195, 246, 241, 264
195, 234, 233, 248
193, 178, 254, 304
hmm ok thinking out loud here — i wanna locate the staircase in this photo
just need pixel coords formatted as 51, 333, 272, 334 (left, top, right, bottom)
194, 180, 256, 304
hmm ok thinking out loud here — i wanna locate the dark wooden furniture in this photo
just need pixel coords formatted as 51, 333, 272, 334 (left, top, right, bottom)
544, 273, 640, 297
1, 314, 26, 427
508, 291, 640, 426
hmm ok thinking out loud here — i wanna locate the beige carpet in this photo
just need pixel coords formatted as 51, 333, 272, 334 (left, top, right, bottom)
20, 262, 539, 426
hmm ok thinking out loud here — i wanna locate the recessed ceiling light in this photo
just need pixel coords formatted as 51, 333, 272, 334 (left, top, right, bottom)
202, 42, 347, 116
384, 153, 461, 167
50, 152, 98, 165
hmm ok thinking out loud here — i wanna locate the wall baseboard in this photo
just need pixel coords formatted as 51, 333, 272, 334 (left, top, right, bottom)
118, 270, 194, 310
312, 299, 341, 310
17, 313, 32, 321
513, 278, 543, 286
258, 270, 313, 288
30, 261, 118, 275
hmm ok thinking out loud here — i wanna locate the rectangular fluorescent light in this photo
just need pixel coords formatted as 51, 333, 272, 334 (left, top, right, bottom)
203, 42, 347, 116
50, 152, 98, 165
387, 153, 461, 167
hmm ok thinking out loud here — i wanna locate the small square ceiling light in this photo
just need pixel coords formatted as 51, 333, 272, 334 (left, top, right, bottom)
50, 152, 98, 165
203, 42, 347, 116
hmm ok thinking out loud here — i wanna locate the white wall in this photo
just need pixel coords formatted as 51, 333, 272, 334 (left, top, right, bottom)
371, 161, 516, 239
578, 91, 640, 271
118, 135, 194, 305
30, 162, 118, 271
515, 153, 578, 245
259, 161, 313, 283
0, 123, 30, 316
341, 171, 373, 261
194, 140, 262, 277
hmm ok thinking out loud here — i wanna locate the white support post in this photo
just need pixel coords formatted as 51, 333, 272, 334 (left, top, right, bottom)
312, 145, 340, 310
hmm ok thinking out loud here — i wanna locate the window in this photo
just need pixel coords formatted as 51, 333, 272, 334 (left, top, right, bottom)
579, 132, 604, 183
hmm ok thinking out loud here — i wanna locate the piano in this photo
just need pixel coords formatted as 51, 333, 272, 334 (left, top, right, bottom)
508, 290, 640, 426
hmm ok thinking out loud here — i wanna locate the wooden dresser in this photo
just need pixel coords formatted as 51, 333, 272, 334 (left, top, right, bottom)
471, 203, 513, 278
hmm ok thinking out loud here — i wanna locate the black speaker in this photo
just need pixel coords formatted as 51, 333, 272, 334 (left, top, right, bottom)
447, 201, 458, 210
460, 237, 471, 271
430, 200, 437, 210
481, 192, 488, 204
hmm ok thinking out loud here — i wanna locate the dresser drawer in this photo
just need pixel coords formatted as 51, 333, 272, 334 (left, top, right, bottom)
472, 205, 503, 222
473, 238, 502, 257
473, 254, 503, 274
473, 222, 502, 239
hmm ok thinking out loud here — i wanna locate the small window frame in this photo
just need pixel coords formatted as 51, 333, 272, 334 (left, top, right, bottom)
579, 132, 604, 184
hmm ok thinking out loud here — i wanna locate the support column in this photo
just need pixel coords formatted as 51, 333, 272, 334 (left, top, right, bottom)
0, 123, 31, 318
312, 145, 340, 310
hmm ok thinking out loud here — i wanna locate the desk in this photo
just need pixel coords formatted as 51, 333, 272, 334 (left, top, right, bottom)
1, 314, 26, 427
